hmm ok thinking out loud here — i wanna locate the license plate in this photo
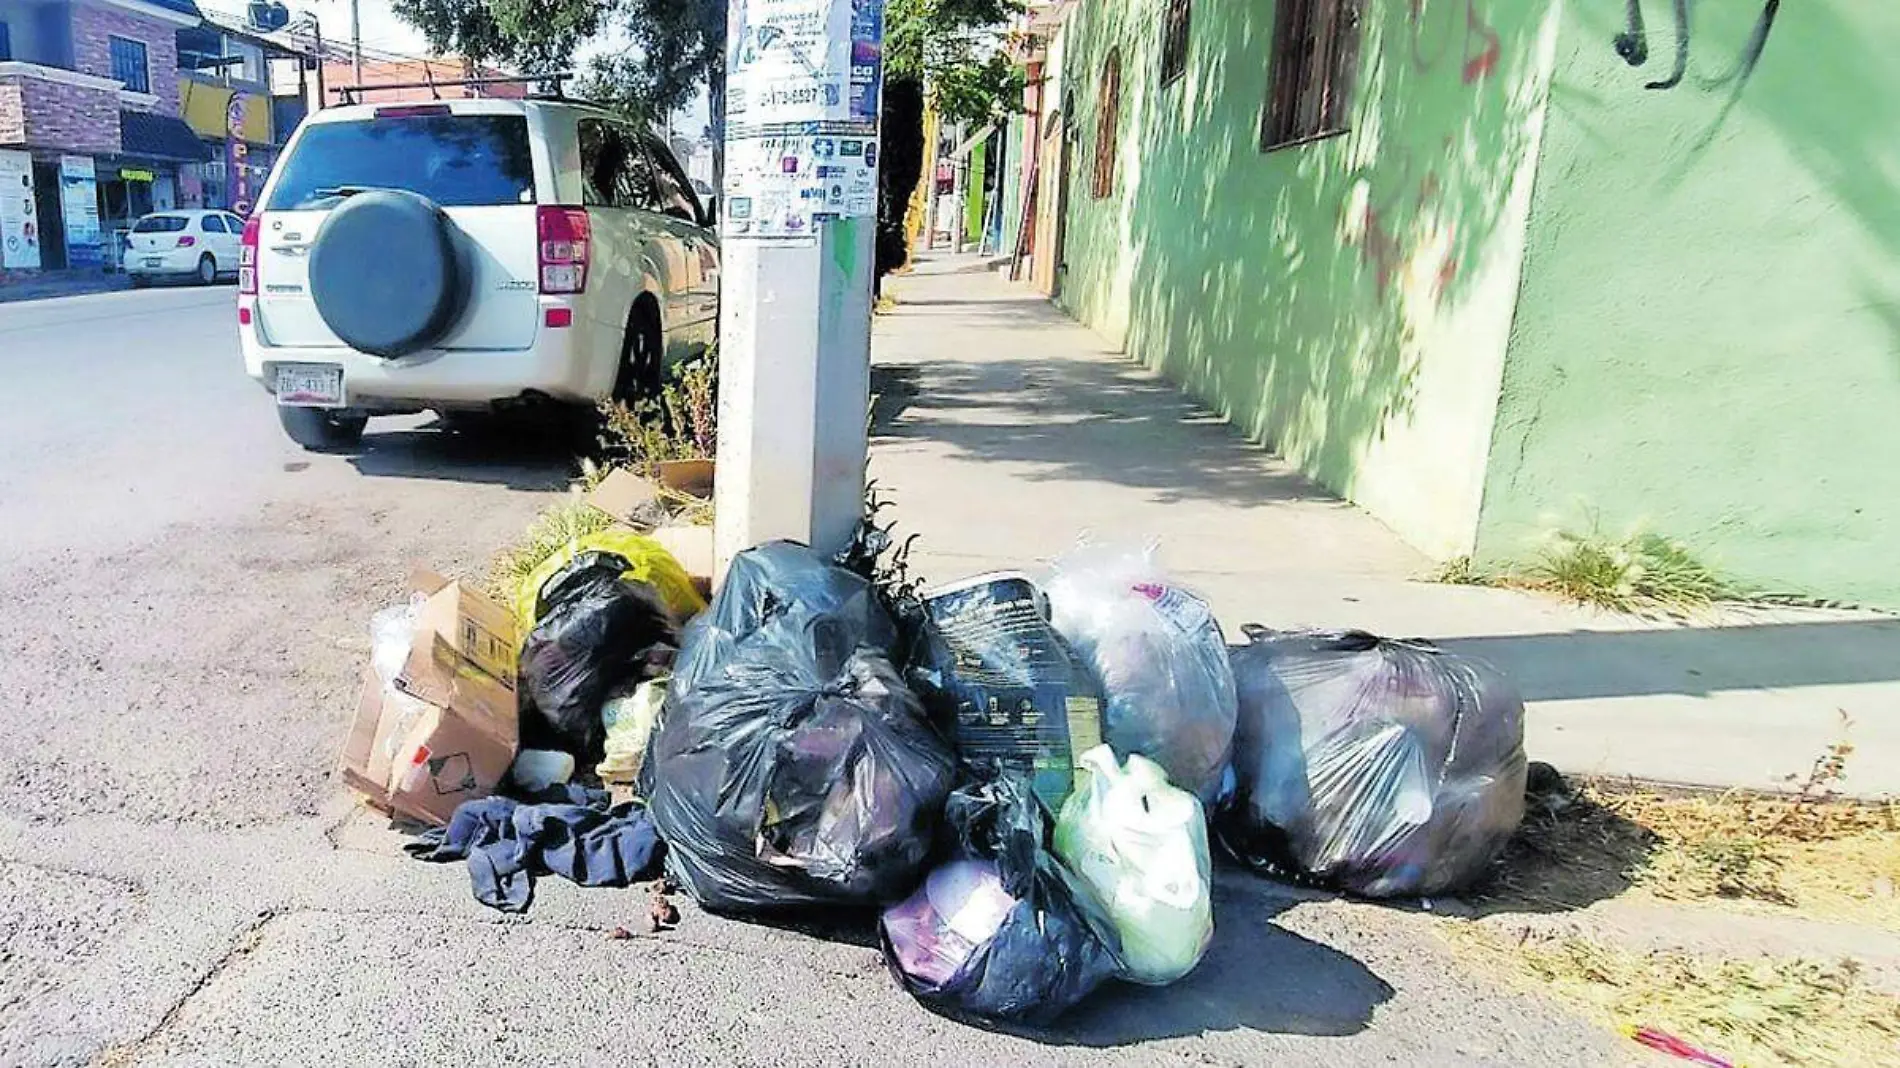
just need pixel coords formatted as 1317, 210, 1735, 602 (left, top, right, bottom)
143, 257, 164, 268
274, 364, 344, 407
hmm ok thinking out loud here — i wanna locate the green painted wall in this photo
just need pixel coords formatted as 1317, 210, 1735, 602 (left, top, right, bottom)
1477, 2, 1900, 605
1000, 113, 1027, 257
964, 139, 988, 245
1055, 0, 1560, 556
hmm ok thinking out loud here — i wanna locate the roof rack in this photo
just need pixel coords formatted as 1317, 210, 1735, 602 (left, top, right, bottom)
335, 70, 574, 104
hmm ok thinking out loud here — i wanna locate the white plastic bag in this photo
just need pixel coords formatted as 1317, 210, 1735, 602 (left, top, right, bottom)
1054, 745, 1213, 985
1045, 543, 1238, 803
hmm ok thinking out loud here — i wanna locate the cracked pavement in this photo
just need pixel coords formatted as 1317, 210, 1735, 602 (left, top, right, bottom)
0, 288, 1625, 1065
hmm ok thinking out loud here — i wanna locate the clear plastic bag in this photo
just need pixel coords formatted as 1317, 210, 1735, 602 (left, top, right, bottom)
880, 775, 1123, 1024
597, 678, 667, 785
1045, 543, 1238, 804
369, 597, 422, 687
646, 543, 957, 913
367, 597, 432, 763
1219, 628, 1528, 897
1054, 745, 1212, 985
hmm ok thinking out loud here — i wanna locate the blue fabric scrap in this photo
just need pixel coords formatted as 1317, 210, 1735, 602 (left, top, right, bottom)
405, 788, 664, 913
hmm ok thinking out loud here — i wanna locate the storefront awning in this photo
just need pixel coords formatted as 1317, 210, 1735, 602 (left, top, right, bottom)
119, 111, 215, 164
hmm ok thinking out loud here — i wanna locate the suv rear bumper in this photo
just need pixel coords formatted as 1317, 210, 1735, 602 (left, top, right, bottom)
239, 312, 618, 409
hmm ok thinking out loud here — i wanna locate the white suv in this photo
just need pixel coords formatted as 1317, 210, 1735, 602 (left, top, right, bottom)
239, 97, 719, 450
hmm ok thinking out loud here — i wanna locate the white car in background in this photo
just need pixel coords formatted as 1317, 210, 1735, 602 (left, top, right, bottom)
237, 96, 720, 451
127, 210, 245, 287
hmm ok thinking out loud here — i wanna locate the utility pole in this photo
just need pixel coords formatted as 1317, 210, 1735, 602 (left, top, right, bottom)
714, 0, 886, 574
311, 19, 326, 110
349, 0, 363, 85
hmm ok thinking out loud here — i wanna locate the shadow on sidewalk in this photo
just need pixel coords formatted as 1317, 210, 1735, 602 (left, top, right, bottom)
1438, 618, 1900, 701
871, 352, 1336, 509
1020, 878, 1390, 1046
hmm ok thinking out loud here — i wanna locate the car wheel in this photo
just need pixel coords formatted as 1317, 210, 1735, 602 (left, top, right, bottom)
196, 254, 217, 286
278, 406, 368, 451
612, 301, 664, 405
129, 274, 150, 289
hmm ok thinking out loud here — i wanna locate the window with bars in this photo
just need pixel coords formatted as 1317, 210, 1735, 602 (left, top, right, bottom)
1261, 0, 1363, 151
1160, 0, 1191, 88
110, 36, 150, 94
1091, 48, 1122, 199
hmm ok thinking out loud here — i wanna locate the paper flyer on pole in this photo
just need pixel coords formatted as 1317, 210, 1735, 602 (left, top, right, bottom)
723, 0, 884, 244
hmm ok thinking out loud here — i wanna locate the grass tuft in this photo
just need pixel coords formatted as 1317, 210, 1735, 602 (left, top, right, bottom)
485, 491, 617, 604
1523, 528, 1737, 616
1428, 555, 1494, 586
1425, 525, 1742, 617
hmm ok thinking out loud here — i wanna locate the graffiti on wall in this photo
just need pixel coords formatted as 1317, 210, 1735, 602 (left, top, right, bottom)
1408, 0, 1500, 86
1348, 0, 1515, 304
1614, 0, 1781, 93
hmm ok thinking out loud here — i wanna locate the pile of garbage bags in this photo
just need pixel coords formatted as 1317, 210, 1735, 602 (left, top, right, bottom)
352, 528, 1528, 1026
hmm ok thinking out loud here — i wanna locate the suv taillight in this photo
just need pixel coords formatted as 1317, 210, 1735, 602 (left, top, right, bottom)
239, 216, 260, 295
538, 206, 590, 295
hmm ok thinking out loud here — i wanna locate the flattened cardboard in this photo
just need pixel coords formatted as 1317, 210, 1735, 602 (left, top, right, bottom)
649, 524, 715, 601
656, 458, 715, 500
585, 468, 662, 528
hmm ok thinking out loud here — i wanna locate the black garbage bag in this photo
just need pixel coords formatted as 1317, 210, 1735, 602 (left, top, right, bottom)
519, 551, 678, 761
672, 540, 897, 692
907, 574, 1104, 812
647, 554, 957, 911
1218, 628, 1528, 897
880, 776, 1123, 1024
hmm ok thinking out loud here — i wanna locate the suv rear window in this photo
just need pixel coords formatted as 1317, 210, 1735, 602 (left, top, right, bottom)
266, 113, 537, 210
134, 215, 189, 233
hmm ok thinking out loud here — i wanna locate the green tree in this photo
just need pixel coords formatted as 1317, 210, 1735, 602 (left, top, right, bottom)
394, 0, 1020, 274
392, 0, 723, 125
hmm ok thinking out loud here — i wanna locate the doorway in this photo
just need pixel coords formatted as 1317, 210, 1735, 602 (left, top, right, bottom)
31, 161, 65, 270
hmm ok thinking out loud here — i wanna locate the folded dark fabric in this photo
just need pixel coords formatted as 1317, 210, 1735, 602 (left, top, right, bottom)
406, 790, 663, 913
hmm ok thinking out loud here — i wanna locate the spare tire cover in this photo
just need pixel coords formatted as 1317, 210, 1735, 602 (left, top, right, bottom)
308, 190, 466, 358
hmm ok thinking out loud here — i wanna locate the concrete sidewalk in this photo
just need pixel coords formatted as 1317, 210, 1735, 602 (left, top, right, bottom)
870, 265, 1900, 797
0, 269, 131, 304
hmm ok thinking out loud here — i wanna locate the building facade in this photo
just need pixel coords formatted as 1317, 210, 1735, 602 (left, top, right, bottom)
0, 0, 311, 274
1038, 0, 1900, 607
0, 0, 206, 271
176, 18, 305, 216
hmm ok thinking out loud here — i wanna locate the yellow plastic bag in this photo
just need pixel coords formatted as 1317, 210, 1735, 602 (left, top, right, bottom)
514, 529, 707, 633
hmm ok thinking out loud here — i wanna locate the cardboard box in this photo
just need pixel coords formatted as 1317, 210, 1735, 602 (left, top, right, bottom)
338, 573, 520, 826
649, 523, 715, 602
585, 467, 662, 529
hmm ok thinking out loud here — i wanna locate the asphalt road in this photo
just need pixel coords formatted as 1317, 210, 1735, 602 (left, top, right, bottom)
0, 288, 1622, 1065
